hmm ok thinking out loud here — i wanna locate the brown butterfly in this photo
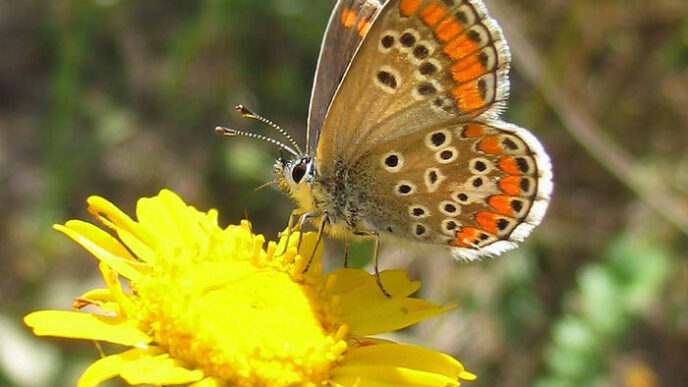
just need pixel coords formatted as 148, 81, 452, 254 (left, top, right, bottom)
217, 0, 553, 295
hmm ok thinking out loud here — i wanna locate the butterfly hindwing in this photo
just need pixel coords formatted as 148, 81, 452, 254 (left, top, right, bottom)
316, 0, 511, 165
307, 0, 387, 150
356, 120, 552, 259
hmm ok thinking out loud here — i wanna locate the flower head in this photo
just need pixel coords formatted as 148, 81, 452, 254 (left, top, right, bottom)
24, 189, 476, 386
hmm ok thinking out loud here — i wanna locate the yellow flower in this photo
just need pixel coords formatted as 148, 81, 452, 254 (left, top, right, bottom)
24, 189, 476, 387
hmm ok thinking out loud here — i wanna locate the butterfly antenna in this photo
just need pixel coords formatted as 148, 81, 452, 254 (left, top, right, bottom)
235, 104, 304, 155
214, 126, 299, 157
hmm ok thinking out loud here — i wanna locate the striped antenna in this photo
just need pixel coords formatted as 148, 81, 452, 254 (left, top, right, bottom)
214, 126, 299, 157
234, 104, 303, 155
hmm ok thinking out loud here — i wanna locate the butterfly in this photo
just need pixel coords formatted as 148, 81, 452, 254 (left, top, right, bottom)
217, 0, 553, 294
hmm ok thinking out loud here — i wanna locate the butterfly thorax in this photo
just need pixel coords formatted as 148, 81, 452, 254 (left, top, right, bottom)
276, 154, 378, 239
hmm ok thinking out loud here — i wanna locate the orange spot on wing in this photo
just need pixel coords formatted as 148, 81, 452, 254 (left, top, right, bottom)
477, 136, 503, 154
434, 16, 463, 42
400, 0, 423, 16
463, 124, 484, 138
453, 82, 485, 112
341, 8, 356, 28
450, 55, 486, 83
357, 19, 371, 37
488, 195, 515, 217
420, 2, 447, 27
443, 34, 480, 60
475, 212, 500, 234
498, 156, 520, 175
499, 176, 522, 196
450, 227, 480, 248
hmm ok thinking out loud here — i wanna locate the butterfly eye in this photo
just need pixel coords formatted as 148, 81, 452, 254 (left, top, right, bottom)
291, 161, 308, 183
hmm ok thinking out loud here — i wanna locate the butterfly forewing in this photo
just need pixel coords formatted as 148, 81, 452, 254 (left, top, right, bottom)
316, 0, 511, 165
308, 0, 387, 150
358, 121, 552, 259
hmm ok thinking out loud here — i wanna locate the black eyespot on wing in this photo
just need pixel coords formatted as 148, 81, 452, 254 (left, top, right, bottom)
429, 170, 438, 183
399, 184, 412, 194
516, 157, 529, 173
478, 51, 489, 67
291, 162, 307, 183
385, 154, 399, 167
520, 178, 530, 192
413, 45, 430, 59
412, 207, 425, 216
474, 160, 487, 171
440, 150, 454, 160
418, 83, 437, 96
502, 138, 519, 150
431, 132, 446, 147
472, 177, 483, 187
497, 219, 509, 231
467, 29, 481, 42
446, 220, 457, 230
511, 200, 523, 213
415, 224, 426, 235
377, 71, 398, 89
419, 62, 437, 75
444, 203, 457, 213
456, 10, 469, 24
381, 35, 395, 48
477, 78, 487, 99
457, 193, 468, 202
400, 32, 416, 47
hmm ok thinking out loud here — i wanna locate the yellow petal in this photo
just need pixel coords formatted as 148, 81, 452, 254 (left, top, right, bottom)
190, 377, 223, 387
73, 288, 121, 314
332, 365, 459, 386
342, 297, 452, 336
328, 269, 420, 297
331, 376, 404, 387
24, 311, 151, 346
459, 370, 477, 381
73, 288, 113, 309
87, 195, 157, 250
115, 226, 157, 263
119, 354, 204, 385
136, 190, 202, 251
158, 189, 200, 248
342, 343, 466, 379
62, 220, 135, 261
78, 348, 156, 387
54, 224, 144, 281
99, 263, 138, 318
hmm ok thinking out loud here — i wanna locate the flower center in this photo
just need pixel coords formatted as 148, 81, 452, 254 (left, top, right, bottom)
136, 255, 347, 386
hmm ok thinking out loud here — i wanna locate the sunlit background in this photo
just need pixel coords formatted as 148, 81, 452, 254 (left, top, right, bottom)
2, 0, 688, 386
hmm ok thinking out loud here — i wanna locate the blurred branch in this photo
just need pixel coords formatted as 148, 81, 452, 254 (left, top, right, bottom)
490, 1, 688, 236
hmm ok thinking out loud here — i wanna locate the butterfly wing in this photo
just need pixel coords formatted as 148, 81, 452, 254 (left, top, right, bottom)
313, 0, 551, 258
307, 0, 387, 151
316, 0, 511, 164
354, 120, 552, 260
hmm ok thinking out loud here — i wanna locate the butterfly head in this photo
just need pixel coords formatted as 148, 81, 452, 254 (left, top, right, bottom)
275, 152, 316, 196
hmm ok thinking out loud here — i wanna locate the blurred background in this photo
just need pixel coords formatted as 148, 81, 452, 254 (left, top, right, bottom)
1, 0, 687, 386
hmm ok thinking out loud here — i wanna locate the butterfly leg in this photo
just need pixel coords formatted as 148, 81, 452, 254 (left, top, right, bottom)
296, 211, 320, 252
343, 238, 350, 268
353, 230, 390, 298
303, 212, 329, 273
278, 209, 304, 256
